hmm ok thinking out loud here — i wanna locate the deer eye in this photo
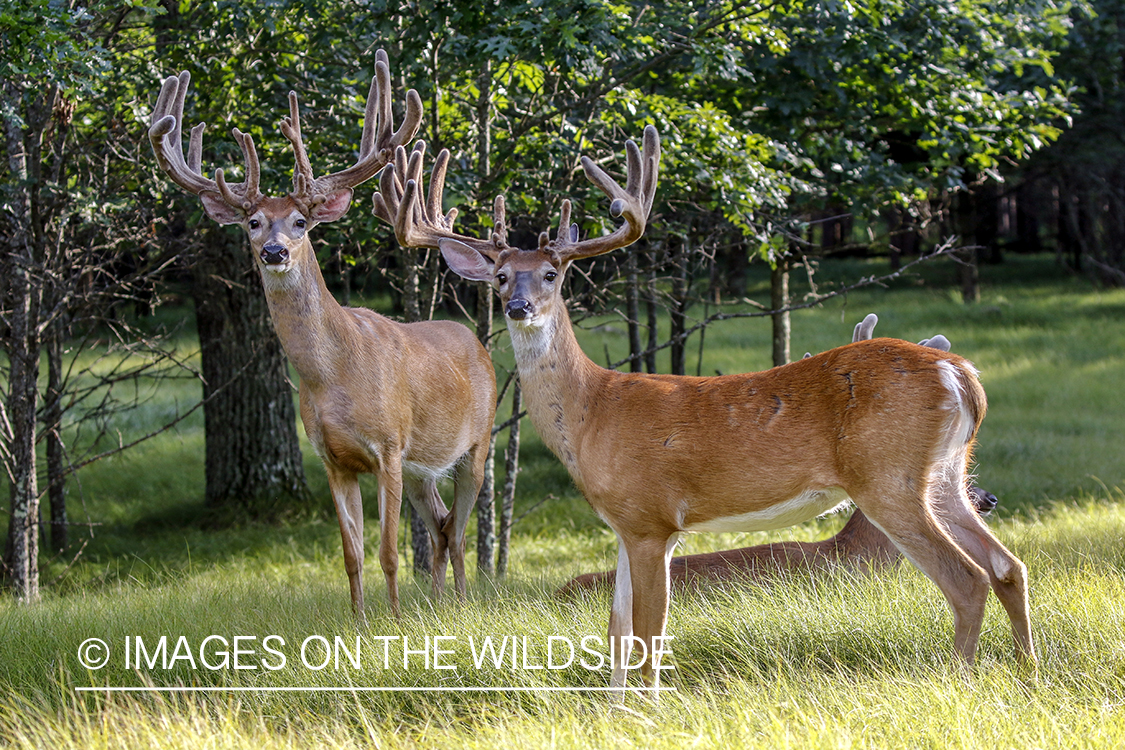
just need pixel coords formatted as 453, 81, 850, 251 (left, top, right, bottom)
544, 271, 557, 282
294, 218, 306, 229
248, 219, 260, 230
496, 273, 508, 285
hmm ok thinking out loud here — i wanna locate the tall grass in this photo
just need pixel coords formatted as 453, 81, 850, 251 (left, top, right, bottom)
2, 254, 1124, 747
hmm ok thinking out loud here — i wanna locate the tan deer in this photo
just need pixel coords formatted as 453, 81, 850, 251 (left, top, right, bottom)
148, 52, 497, 622
373, 127, 1034, 690
556, 314, 1001, 596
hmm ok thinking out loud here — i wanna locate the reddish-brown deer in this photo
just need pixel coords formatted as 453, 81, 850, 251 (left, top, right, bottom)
148, 53, 496, 622
556, 314, 1001, 596
374, 127, 1035, 690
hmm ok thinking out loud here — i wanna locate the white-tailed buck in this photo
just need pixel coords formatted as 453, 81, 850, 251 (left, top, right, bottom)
148, 52, 496, 621
557, 314, 1002, 595
374, 127, 1035, 689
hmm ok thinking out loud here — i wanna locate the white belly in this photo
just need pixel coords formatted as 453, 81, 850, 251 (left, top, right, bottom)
684, 487, 850, 533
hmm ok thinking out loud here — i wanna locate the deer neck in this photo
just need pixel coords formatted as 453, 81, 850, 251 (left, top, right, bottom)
257, 239, 347, 387
507, 299, 604, 476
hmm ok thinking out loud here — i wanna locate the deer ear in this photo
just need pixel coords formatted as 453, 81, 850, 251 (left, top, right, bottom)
309, 189, 353, 223
440, 239, 495, 282
918, 334, 951, 352
199, 192, 245, 225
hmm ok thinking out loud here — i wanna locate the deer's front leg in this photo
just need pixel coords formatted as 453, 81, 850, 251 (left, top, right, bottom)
376, 457, 405, 619
627, 535, 676, 694
608, 534, 634, 695
325, 464, 367, 625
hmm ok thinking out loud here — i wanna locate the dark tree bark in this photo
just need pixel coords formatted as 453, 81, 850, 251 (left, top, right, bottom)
952, 192, 981, 304
886, 206, 919, 271
645, 251, 659, 374
1015, 181, 1043, 255
625, 244, 643, 372
45, 331, 68, 553
191, 227, 311, 520
975, 181, 1003, 265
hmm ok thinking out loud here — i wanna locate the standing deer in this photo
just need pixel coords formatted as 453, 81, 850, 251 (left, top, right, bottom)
556, 314, 1001, 596
148, 53, 496, 621
373, 127, 1035, 690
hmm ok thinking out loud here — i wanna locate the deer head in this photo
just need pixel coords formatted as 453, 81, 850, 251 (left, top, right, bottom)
371, 127, 661, 326
149, 51, 423, 277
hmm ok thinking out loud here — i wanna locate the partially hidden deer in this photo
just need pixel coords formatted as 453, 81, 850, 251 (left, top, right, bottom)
148, 52, 496, 622
556, 313, 1001, 596
373, 126, 1034, 690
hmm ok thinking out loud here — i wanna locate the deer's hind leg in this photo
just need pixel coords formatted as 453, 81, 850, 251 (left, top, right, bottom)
404, 474, 452, 600
930, 453, 1035, 663
448, 442, 488, 599
854, 478, 992, 665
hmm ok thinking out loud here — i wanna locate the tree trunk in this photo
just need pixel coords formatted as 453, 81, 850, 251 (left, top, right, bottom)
2, 86, 42, 600
670, 236, 689, 376
1015, 181, 1043, 255
626, 244, 643, 372
496, 379, 521, 577
953, 192, 981, 304
474, 57, 498, 576
771, 256, 791, 367
45, 331, 68, 554
645, 249, 659, 374
192, 227, 311, 521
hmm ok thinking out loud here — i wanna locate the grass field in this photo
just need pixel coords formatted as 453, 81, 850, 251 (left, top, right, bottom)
2, 254, 1124, 748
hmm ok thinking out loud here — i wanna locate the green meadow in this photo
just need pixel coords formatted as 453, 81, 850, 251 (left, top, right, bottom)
2, 254, 1124, 748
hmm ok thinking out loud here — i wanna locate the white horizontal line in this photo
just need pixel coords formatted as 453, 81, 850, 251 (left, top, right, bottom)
75, 686, 676, 693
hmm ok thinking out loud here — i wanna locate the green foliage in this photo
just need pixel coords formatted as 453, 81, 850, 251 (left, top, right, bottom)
0, 0, 108, 124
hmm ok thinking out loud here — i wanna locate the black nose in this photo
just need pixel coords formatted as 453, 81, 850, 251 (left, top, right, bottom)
261, 244, 289, 265
505, 299, 533, 320
969, 486, 999, 516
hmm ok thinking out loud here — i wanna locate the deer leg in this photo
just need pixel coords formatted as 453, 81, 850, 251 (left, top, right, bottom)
325, 464, 367, 625
376, 460, 405, 619
403, 476, 450, 600
608, 534, 634, 694
856, 485, 991, 665
425, 480, 451, 601
626, 534, 678, 695
448, 443, 488, 598
931, 467, 1036, 663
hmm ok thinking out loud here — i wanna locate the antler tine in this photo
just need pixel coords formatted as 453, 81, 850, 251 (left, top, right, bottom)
493, 195, 508, 246
371, 140, 505, 260
304, 51, 424, 199
280, 91, 315, 200
549, 125, 661, 263
149, 70, 261, 212
149, 72, 218, 197
215, 129, 263, 210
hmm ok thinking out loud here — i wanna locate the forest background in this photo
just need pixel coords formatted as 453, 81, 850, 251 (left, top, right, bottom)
7, 0, 1124, 596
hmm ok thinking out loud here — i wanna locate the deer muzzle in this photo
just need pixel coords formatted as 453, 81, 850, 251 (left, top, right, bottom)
505, 298, 533, 320
261, 244, 289, 266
